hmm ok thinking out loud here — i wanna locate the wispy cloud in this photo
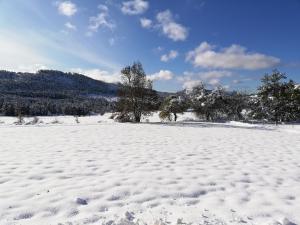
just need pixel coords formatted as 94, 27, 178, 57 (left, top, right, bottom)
87, 4, 115, 35
140, 10, 188, 42
121, 0, 149, 15
0, 27, 121, 73
65, 22, 77, 31
109, 38, 115, 46
186, 42, 280, 70
56, 1, 77, 17
178, 70, 233, 89
161, 50, 179, 62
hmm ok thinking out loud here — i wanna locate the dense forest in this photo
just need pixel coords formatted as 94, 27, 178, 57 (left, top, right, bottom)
0, 70, 119, 116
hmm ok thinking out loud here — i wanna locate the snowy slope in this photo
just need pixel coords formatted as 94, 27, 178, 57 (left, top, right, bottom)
0, 113, 299, 225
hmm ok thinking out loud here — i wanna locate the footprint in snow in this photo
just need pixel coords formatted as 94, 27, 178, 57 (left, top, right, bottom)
76, 198, 88, 205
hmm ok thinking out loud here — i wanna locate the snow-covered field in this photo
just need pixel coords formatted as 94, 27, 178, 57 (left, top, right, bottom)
0, 113, 299, 225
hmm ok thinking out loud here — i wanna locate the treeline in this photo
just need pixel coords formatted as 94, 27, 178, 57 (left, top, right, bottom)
1, 64, 299, 123
0, 97, 111, 117
115, 63, 300, 124
0, 94, 112, 116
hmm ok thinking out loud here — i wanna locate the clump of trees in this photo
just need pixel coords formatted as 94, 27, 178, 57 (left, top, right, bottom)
186, 70, 299, 123
114, 67, 299, 124
116, 62, 158, 122
186, 84, 250, 122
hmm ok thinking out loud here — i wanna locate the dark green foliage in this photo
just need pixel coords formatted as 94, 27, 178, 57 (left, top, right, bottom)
256, 70, 300, 123
223, 91, 249, 121
0, 94, 111, 116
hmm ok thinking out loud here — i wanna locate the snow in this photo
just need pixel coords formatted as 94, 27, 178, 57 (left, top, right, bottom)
0, 113, 299, 225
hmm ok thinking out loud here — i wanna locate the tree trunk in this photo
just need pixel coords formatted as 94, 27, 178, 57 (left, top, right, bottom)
135, 114, 141, 123
174, 113, 177, 122
205, 113, 210, 121
274, 111, 278, 126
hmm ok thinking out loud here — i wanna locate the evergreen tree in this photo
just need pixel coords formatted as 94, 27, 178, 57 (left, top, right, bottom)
257, 70, 299, 123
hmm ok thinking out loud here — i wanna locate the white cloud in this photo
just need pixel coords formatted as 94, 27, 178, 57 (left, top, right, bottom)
186, 42, 280, 70
208, 78, 220, 86
161, 50, 179, 62
148, 70, 174, 81
156, 10, 188, 41
57, 1, 77, 17
178, 70, 233, 89
98, 4, 108, 11
88, 5, 115, 34
65, 22, 77, 31
140, 18, 152, 29
71, 68, 120, 83
177, 76, 203, 90
121, 0, 149, 15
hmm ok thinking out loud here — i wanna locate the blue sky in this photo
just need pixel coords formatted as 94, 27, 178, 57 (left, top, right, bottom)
0, 0, 300, 92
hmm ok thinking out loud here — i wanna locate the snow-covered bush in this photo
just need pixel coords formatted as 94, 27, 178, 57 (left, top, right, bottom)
159, 95, 187, 121
74, 116, 80, 124
115, 112, 133, 123
187, 84, 230, 121
14, 114, 25, 125
25, 117, 40, 125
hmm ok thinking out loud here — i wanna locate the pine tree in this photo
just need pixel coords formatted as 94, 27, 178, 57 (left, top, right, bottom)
257, 70, 298, 124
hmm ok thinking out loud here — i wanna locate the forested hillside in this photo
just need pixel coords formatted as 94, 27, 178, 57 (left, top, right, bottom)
0, 70, 119, 95
0, 70, 119, 116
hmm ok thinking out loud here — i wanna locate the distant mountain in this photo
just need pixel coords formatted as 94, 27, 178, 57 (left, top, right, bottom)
0, 70, 119, 97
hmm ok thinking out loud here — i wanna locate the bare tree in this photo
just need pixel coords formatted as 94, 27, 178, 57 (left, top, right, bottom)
116, 62, 158, 122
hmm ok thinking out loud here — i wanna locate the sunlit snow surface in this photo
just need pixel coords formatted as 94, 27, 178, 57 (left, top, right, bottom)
0, 113, 299, 225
